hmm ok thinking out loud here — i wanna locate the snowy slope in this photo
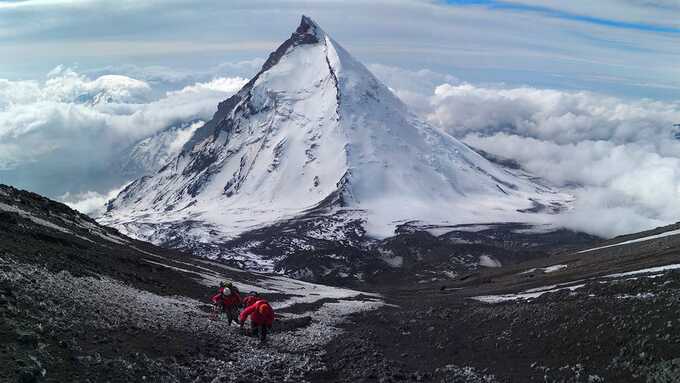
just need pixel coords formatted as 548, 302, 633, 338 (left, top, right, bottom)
101, 16, 570, 255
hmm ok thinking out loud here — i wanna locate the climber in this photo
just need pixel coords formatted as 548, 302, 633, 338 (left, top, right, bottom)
239, 294, 275, 342
210, 281, 242, 325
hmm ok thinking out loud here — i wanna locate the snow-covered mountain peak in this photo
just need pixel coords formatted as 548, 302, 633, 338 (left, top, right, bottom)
101, 15, 572, 259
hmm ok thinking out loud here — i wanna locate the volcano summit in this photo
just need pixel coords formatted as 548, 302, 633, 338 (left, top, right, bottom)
101, 16, 570, 272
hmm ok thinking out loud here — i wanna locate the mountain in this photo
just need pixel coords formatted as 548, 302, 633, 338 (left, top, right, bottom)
101, 16, 572, 278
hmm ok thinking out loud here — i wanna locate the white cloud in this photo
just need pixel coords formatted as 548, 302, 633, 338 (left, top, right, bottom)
167, 76, 248, 96
42, 65, 152, 103
60, 183, 130, 216
167, 120, 204, 155
78, 60, 263, 89
0, 66, 247, 197
412, 81, 680, 237
463, 134, 680, 235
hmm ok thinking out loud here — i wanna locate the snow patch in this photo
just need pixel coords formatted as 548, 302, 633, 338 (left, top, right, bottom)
479, 255, 502, 268
543, 264, 568, 273
577, 228, 680, 254
378, 248, 403, 268
520, 264, 568, 274
424, 227, 455, 237
616, 293, 655, 299
140, 256, 379, 311
605, 264, 680, 278
472, 282, 585, 303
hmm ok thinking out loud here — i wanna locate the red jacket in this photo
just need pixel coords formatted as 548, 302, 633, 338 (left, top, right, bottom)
239, 298, 274, 326
211, 287, 241, 306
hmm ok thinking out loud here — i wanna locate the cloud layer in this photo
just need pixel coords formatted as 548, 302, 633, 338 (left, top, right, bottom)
0, 66, 248, 199
410, 79, 680, 237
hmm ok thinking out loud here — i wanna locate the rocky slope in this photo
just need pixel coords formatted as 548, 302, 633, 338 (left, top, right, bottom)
312, 222, 680, 382
0, 184, 381, 382
5, 185, 680, 381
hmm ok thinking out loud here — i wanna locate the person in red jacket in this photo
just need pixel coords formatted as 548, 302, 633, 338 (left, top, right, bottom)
210, 281, 241, 325
239, 294, 275, 342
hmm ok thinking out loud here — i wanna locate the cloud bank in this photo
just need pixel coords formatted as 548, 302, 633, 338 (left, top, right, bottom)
59, 184, 130, 217
403, 78, 680, 237
0, 65, 248, 199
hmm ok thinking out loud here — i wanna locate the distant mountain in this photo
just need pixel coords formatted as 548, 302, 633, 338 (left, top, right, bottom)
119, 120, 205, 177
74, 74, 152, 105
101, 16, 572, 278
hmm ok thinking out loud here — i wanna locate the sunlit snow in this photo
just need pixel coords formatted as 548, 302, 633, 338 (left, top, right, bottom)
101, 16, 572, 255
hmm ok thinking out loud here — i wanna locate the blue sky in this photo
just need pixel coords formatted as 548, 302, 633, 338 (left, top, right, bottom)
0, 0, 678, 100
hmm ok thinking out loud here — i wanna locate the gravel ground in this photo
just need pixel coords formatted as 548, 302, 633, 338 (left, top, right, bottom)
314, 269, 680, 382
1, 257, 382, 383
5, 184, 680, 382
5, 246, 680, 382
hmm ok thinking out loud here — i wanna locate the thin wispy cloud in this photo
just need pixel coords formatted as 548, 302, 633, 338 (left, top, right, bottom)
505, 0, 680, 29
1, 1, 678, 100
443, 0, 680, 33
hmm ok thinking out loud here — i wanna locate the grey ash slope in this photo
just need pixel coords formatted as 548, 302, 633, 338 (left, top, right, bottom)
101, 16, 573, 278
311, 222, 680, 382
5, 189, 680, 381
0, 184, 382, 383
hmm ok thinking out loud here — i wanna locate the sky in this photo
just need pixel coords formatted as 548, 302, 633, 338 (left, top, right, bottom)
1, 0, 680, 237
2, 0, 679, 98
